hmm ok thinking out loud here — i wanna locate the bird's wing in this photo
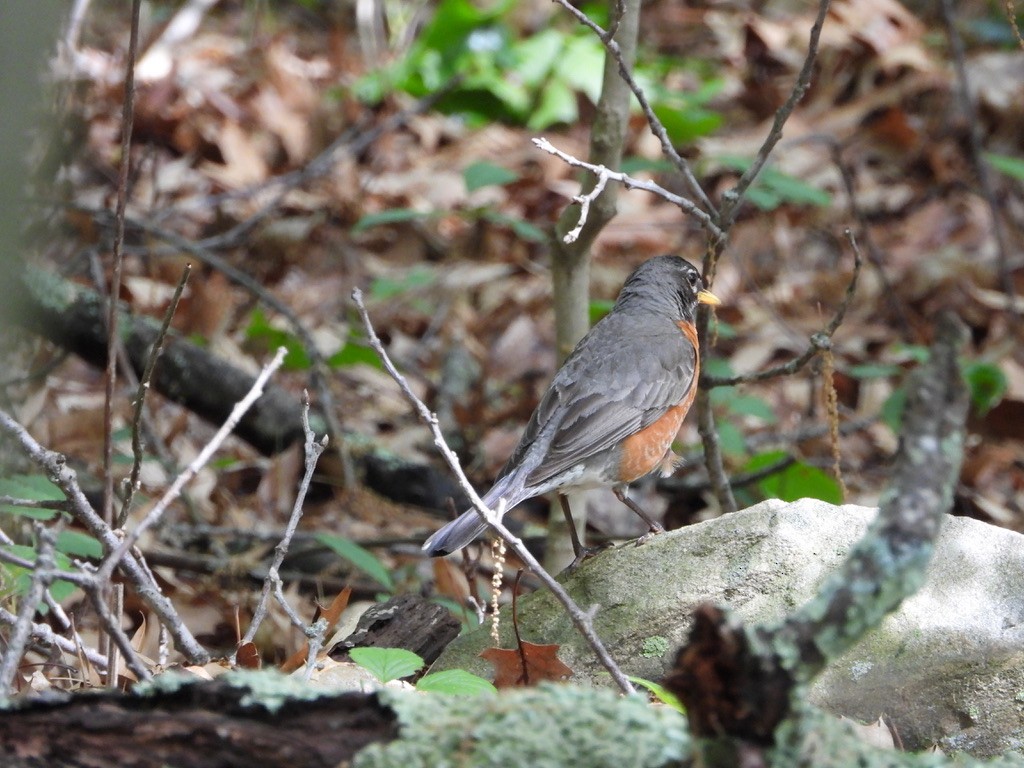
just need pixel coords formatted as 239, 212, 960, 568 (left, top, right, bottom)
501, 312, 698, 489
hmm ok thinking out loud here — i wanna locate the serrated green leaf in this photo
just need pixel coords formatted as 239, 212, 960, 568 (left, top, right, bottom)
416, 669, 497, 695
964, 361, 1007, 416
315, 533, 394, 591
349, 647, 423, 683
628, 675, 685, 713
463, 161, 519, 193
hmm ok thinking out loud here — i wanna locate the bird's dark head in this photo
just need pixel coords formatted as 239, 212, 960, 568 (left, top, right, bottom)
615, 255, 720, 320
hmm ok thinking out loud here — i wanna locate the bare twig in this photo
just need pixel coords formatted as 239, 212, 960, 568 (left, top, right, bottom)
547, 0, 713, 213
719, 0, 832, 227
0, 607, 107, 671
533, 138, 721, 239
98, 347, 288, 583
239, 392, 327, 652
120, 263, 191, 524
0, 411, 206, 665
107, 583, 124, 688
702, 235, 862, 388
101, 0, 142, 527
352, 288, 634, 695
0, 524, 60, 696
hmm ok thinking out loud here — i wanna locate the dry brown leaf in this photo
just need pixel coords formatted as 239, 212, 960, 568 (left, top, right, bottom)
236, 641, 262, 670
480, 640, 573, 687
280, 587, 352, 673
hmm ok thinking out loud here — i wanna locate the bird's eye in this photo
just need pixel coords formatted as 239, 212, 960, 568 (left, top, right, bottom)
686, 271, 699, 286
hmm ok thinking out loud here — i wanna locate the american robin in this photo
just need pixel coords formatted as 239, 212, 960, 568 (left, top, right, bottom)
422, 255, 720, 558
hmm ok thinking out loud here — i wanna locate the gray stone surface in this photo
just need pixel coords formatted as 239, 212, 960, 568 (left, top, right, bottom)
430, 499, 1024, 756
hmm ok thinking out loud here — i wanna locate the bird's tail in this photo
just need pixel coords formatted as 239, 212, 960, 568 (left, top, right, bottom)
422, 479, 521, 557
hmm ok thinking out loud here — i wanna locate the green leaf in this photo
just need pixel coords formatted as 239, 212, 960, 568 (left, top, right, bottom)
652, 103, 722, 144
620, 157, 674, 175
881, 387, 906, 433
745, 451, 842, 504
716, 420, 746, 458
0, 475, 62, 520
984, 151, 1024, 181
510, 28, 562, 88
328, 341, 383, 370
725, 395, 777, 423
56, 530, 103, 559
369, 266, 437, 300
315, 533, 395, 591
463, 161, 519, 193
1, 545, 79, 609
557, 35, 606, 104
964, 361, 1007, 416
847, 363, 902, 380
758, 167, 832, 207
716, 155, 831, 211
416, 669, 497, 695
628, 676, 686, 714
528, 77, 578, 130
244, 309, 310, 371
353, 208, 435, 234
589, 298, 615, 324
702, 357, 735, 380
349, 647, 423, 683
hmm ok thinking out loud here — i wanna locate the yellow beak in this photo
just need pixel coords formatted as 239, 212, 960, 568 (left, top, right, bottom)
697, 289, 721, 307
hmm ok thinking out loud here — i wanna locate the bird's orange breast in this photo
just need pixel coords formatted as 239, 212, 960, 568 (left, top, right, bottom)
617, 321, 700, 482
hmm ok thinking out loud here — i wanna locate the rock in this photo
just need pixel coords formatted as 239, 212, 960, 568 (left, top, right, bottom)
429, 498, 1024, 757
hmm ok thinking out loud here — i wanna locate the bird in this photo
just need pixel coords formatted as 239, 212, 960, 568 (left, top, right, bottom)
422, 255, 720, 558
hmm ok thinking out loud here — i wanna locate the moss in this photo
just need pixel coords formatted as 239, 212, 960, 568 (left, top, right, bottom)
354, 683, 689, 768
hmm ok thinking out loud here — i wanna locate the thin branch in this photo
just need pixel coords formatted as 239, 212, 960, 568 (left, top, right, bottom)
547, 0, 714, 213
120, 263, 191, 524
98, 346, 288, 583
702, 234, 862, 388
0, 409, 210, 663
0, 524, 60, 696
0, 607, 108, 671
352, 288, 634, 695
102, 0, 142, 526
719, 0, 832, 227
239, 392, 327, 651
533, 137, 721, 239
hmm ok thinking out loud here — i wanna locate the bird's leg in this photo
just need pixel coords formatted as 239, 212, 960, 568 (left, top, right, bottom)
613, 487, 665, 544
559, 495, 605, 569
559, 494, 586, 559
